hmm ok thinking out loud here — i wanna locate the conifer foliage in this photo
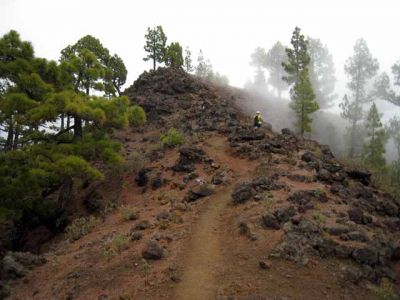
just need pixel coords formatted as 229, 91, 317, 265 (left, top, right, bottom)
362, 103, 387, 170
143, 26, 167, 70
282, 27, 319, 136
0, 30, 145, 222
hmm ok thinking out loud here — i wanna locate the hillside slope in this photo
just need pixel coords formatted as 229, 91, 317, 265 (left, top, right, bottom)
3, 68, 400, 300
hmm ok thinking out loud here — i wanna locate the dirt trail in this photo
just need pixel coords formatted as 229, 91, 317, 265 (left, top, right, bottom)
173, 185, 233, 300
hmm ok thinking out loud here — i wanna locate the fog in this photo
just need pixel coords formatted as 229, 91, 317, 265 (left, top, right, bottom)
1, 0, 400, 159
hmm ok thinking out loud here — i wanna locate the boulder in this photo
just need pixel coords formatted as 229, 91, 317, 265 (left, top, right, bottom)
172, 146, 205, 172
261, 213, 280, 229
135, 168, 151, 187
352, 247, 379, 266
2, 251, 46, 280
348, 208, 364, 224
346, 170, 371, 186
142, 240, 164, 260
273, 206, 296, 223
231, 182, 253, 204
187, 184, 214, 202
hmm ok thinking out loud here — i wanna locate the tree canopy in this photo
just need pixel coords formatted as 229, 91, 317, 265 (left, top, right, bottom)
283, 27, 318, 136
0, 30, 145, 224
143, 26, 167, 71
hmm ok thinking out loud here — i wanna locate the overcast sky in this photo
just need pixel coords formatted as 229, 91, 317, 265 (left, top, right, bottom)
1, 0, 399, 101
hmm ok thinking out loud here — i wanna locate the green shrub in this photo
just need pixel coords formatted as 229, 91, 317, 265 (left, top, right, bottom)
119, 204, 138, 221
129, 105, 146, 127
160, 128, 184, 147
66, 216, 101, 241
124, 151, 147, 172
312, 213, 326, 226
112, 233, 129, 253
371, 278, 399, 300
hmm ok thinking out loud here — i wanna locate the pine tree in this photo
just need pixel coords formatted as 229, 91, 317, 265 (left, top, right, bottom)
184, 47, 194, 73
0, 31, 146, 223
265, 42, 288, 98
195, 50, 213, 79
283, 27, 318, 136
307, 37, 337, 109
165, 42, 183, 68
143, 26, 167, 70
362, 103, 387, 170
282, 27, 310, 85
388, 117, 400, 160
340, 38, 379, 157
289, 69, 319, 135
106, 54, 127, 96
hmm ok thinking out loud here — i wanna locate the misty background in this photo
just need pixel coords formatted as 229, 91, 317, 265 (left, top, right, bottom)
1, 0, 400, 159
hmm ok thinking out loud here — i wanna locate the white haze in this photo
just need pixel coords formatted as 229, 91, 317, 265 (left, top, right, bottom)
1, 0, 400, 157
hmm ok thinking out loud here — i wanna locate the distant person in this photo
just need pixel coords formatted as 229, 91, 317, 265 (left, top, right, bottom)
254, 111, 263, 129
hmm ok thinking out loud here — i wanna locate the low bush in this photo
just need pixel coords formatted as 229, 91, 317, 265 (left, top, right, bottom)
160, 128, 184, 148
66, 216, 101, 241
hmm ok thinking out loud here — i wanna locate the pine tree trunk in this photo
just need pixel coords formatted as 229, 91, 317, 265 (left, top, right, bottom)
5, 119, 14, 151
61, 113, 65, 130
67, 115, 71, 128
349, 121, 356, 158
12, 129, 19, 150
58, 176, 73, 209
74, 117, 83, 140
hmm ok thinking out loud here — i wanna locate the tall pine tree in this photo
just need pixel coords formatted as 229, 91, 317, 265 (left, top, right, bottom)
283, 27, 318, 136
143, 26, 167, 70
265, 42, 288, 98
362, 103, 387, 170
340, 38, 379, 157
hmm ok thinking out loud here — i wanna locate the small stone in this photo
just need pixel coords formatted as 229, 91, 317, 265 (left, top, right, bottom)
131, 231, 143, 241
259, 261, 271, 270
134, 220, 151, 230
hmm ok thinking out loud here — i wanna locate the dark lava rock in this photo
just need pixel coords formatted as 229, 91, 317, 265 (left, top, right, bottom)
238, 220, 250, 235
312, 236, 338, 258
131, 231, 143, 241
134, 220, 151, 230
84, 190, 103, 213
172, 146, 205, 172
2, 252, 46, 280
320, 145, 335, 160
251, 177, 279, 191
301, 151, 319, 163
346, 169, 371, 186
142, 240, 164, 260
348, 208, 364, 224
156, 211, 171, 221
281, 128, 295, 136
288, 190, 327, 207
151, 173, 165, 189
324, 226, 350, 236
352, 247, 379, 266
342, 231, 369, 242
211, 171, 225, 185
262, 213, 280, 230
187, 184, 214, 202
232, 182, 253, 204
135, 168, 151, 187
335, 244, 354, 258
229, 127, 265, 142
259, 261, 271, 270
273, 206, 296, 223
